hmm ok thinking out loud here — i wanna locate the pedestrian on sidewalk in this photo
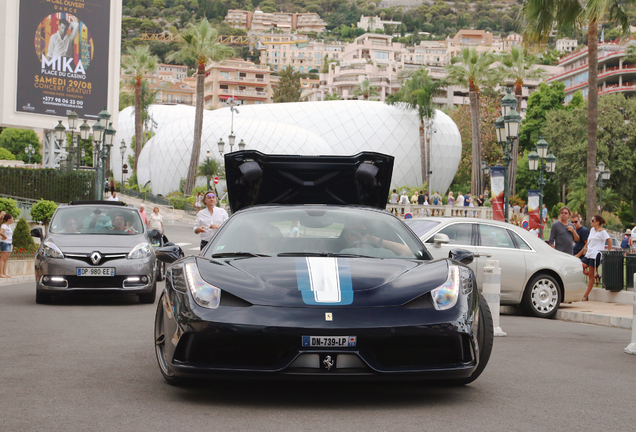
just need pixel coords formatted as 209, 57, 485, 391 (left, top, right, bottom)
139, 205, 148, 226
109, 178, 115, 195
548, 206, 578, 254
620, 229, 632, 255
107, 192, 119, 201
148, 207, 164, 233
447, 191, 454, 206
194, 191, 228, 250
194, 192, 203, 213
581, 215, 611, 301
571, 214, 589, 261
0, 213, 14, 278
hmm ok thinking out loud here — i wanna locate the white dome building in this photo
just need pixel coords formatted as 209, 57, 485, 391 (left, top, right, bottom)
114, 101, 462, 196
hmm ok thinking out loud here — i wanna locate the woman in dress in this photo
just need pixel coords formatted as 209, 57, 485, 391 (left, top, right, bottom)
581, 215, 611, 301
447, 191, 454, 207
148, 207, 164, 234
0, 213, 15, 278
194, 192, 203, 213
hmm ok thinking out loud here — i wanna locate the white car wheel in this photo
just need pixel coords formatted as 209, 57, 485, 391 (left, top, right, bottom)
522, 274, 561, 319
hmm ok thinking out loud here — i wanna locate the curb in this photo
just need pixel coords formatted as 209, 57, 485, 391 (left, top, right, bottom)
0, 275, 35, 286
556, 309, 633, 329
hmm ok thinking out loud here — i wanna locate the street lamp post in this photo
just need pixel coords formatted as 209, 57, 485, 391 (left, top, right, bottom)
102, 123, 116, 198
596, 160, 611, 212
481, 160, 489, 194
67, 110, 79, 168
24, 144, 36, 164
205, 150, 211, 190
528, 137, 557, 239
228, 98, 239, 152
79, 120, 91, 168
495, 89, 521, 223
119, 139, 127, 190
91, 120, 105, 200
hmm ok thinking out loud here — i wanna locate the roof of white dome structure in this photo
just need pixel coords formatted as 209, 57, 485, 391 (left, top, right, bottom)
121, 101, 462, 196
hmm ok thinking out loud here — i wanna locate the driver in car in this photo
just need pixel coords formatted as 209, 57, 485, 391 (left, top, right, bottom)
61, 217, 79, 233
254, 223, 283, 254
340, 221, 411, 256
112, 213, 134, 233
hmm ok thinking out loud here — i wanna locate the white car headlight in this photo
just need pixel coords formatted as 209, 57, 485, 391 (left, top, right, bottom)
128, 243, 151, 259
42, 241, 64, 259
431, 265, 461, 311
184, 262, 221, 309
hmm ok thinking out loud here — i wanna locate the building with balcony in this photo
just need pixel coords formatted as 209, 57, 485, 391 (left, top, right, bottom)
203, 58, 274, 109
259, 34, 344, 72
151, 80, 195, 106
556, 37, 578, 53
156, 64, 188, 81
224, 9, 326, 33
357, 15, 402, 32
546, 41, 636, 104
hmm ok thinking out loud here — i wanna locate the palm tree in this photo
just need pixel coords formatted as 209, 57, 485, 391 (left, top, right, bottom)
167, 19, 235, 196
198, 156, 224, 193
521, 0, 630, 225
324, 92, 342, 100
386, 69, 446, 190
121, 46, 159, 175
353, 79, 380, 100
445, 48, 497, 195
498, 46, 547, 195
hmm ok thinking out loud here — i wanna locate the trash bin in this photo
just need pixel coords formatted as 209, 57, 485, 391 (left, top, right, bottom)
601, 251, 624, 292
625, 254, 636, 289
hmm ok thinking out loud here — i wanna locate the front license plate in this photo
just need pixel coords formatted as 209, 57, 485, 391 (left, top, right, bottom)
77, 267, 115, 276
302, 336, 356, 347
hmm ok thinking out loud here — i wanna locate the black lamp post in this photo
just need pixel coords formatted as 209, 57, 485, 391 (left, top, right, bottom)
528, 137, 557, 239
54, 120, 67, 165
205, 150, 212, 190
481, 160, 489, 193
102, 123, 116, 196
79, 120, 91, 168
495, 89, 521, 223
119, 139, 127, 190
91, 120, 105, 200
596, 160, 611, 212
24, 144, 36, 164
217, 138, 226, 156
67, 110, 79, 168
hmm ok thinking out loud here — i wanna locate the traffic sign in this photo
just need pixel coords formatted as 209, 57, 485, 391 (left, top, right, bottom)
404, 212, 413, 219
213, 176, 219, 185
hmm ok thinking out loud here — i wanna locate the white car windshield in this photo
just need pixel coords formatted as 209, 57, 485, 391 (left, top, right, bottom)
207, 207, 426, 259
49, 206, 144, 235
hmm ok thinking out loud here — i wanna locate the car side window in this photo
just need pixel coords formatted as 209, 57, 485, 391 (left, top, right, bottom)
479, 225, 515, 248
509, 231, 532, 250
429, 223, 473, 245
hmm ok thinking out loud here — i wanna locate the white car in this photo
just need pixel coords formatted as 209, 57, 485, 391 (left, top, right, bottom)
405, 217, 586, 318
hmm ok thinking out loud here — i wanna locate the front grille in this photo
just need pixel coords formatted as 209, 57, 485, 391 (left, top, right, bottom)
179, 334, 293, 368
65, 276, 128, 288
64, 254, 128, 265
362, 335, 468, 369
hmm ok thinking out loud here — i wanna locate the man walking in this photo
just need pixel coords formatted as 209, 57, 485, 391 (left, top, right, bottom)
194, 191, 228, 250
548, 206, 579, 254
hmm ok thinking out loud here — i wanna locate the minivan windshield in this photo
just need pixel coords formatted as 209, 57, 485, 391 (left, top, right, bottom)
50, 206, 144, 235
206, 207, 426, 259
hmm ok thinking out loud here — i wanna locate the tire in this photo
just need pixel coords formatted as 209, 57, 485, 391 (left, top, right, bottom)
35, 290, 52, 304
154, 294, 187, 386
448, 294, 494, 386
521, 273, 561, 319
138, 282, 157, 304
156, 262, 165, 282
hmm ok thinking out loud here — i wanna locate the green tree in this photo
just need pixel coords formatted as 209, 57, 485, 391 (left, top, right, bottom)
521, 0, 632, 225
518, 82, 567, 153
197, 156, 223, 190
0, 198, 20, 219
497, 46, 547, 195
445, 47, 497, 195
11, 218, 37, 253
0, 129, 41, 164
386, 69, 446, 190
30, 200, 58, 233
324, 92, 342, 100
353, 79, 380, 100
167, 19, 235, 195
121, 46, 159, 176
273, 67, 302, 103
0, 148, 16, 160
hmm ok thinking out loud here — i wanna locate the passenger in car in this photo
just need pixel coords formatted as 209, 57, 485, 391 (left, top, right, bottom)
254, 224, 283, 253
61, 217, 79, 233
340, 221, 411, 256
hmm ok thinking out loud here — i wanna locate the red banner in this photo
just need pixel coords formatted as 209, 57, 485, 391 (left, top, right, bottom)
528, 189, 540, 229
490, 167, 505, 222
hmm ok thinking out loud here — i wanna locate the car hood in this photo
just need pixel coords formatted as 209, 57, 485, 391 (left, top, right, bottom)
46, 233, 148, 253
224, 150, 394, 212
196, 256, 449, 307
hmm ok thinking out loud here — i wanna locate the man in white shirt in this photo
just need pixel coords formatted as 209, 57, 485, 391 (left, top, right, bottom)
107, 192, 119, 201
194, 191, 229, 250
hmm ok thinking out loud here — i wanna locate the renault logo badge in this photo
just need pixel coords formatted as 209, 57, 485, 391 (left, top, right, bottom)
90, 252, 102, 265
325, 313, 332, 321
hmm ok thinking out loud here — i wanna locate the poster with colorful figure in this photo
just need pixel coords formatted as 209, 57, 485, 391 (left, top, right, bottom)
16, 0, 109, 118
490, 167, 505, 222
528, 189, 540, 230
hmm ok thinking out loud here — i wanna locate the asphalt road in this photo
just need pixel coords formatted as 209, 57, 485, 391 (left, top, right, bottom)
2, 272, 635, 432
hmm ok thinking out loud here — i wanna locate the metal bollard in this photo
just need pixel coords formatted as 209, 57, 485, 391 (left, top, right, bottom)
482, 260, 506, 337
625, 273, 636, 355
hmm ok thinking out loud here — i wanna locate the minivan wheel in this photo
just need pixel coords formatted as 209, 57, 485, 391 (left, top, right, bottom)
138, 282, 157, 304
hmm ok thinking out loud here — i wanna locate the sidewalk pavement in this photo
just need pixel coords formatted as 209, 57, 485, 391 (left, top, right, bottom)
116, 192, 197, 224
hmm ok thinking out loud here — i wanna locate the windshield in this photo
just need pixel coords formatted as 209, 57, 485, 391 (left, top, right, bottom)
49, 206, 144, 235
206, 207, 426, 259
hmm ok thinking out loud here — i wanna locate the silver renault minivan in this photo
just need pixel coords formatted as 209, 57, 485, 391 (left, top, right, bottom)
32, 201, 157, 304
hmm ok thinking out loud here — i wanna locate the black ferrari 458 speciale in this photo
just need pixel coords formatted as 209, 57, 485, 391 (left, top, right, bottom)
154, 151, 493, 385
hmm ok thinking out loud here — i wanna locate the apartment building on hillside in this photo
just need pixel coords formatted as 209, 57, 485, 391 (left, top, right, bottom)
203, 59, 275, 109
224, 9, 326, 33
258, 34, 344, 72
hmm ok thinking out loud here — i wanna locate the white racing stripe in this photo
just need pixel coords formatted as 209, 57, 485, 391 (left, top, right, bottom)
306, 257, 340, 303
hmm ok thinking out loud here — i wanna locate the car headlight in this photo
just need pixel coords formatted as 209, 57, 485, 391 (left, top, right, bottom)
42, 241, 64, 259
184, 262, 221, 309
431, 265, 462, 311
128, 243, 151, 259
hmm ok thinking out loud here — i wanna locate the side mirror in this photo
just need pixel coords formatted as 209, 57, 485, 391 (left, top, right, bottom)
156, 245, 184, 263
449, 248, 474, 265
433, 233, 450, 248
164, 242, 175, 246
31, 228, 43, 239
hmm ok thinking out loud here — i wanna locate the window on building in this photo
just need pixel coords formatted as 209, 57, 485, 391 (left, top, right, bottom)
239, 72, 246, 78
256, 87, 264, 92
375, 52, 389, 60
220, 84, 229, 89
299, 67, 304, 73
220, 72, 229, 79
256, 74, 264, 79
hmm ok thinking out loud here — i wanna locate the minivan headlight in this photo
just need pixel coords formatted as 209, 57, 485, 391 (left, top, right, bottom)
42, 241, 64, 259
431, 265, 461, 311
128, 243, 151, 259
